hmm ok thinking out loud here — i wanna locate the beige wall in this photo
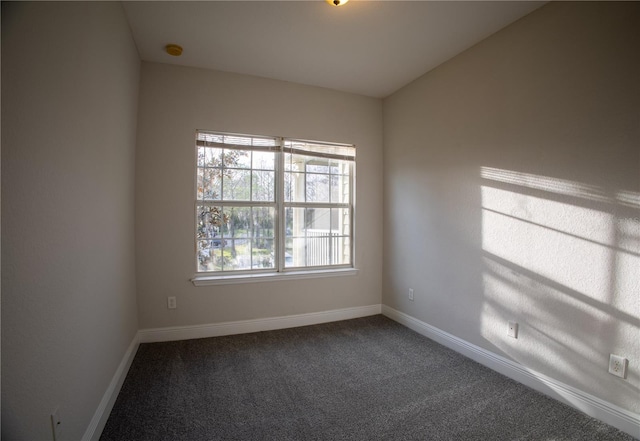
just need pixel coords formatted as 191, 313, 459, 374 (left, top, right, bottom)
383, 1, 639, 414
1, 3, 140, 439
135, 63, 383, 329
3, 1, 636, 437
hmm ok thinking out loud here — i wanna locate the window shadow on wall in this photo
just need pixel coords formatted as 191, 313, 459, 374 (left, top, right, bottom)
479, 166, 639, 406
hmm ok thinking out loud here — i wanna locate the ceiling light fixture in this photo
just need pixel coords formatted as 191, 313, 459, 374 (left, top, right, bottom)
165, 44, 183, 56
326, 0, 349, 6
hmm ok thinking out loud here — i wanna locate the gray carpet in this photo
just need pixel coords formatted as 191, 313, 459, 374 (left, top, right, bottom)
100, 315, 636, 440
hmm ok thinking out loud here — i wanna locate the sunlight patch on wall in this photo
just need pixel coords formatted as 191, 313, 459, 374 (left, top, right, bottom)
612, 214, 640, 333
479, 166, 639, 384
481, 257, 606, 357
615, 190, 640, 210
481, 167, 639, 209
481, 184, 613, 301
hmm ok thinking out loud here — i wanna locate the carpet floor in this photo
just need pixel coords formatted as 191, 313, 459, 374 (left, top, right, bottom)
100, 315, 636, 440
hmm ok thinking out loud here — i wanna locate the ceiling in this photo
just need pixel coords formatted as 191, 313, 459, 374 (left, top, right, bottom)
123, 1, 544, 98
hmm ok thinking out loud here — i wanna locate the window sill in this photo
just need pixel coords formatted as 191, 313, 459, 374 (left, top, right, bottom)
191, 268, 358, 286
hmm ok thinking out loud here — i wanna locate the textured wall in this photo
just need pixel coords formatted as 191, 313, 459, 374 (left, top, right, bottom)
383, 2, 639, 413
135, 63, 383, 329
1, 3, 140, 439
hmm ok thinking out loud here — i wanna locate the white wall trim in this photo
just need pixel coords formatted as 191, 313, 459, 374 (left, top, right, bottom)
138, 304, 382, 343
382, 305, 640, 439
82, 334, 140, 441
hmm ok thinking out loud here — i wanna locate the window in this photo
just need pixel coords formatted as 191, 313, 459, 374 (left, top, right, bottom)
195, 131, 354, 276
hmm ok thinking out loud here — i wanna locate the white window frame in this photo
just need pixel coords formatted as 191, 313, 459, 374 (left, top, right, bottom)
191, 131, 357, 286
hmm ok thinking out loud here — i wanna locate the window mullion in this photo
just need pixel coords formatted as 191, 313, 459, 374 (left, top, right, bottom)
220, 148, 225, 200
276, 138, 285, 272
349, 162, 354, 268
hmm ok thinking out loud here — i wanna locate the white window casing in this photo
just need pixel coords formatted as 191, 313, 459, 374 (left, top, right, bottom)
192, 131, 355, 284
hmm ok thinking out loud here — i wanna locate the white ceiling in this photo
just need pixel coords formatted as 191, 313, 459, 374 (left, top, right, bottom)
123, 1, 544, 98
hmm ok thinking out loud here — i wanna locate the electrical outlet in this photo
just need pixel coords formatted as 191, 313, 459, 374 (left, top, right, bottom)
507, 321, 518, 339
608, 354, 628, 379
167, 296, 177, 309
408, 288, 414, 301
51, 408, 61, 441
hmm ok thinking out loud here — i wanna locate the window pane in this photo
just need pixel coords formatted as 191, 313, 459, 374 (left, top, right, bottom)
307, 207, 330, 231
203, 147, 223, 167
285, 153, 350, 204
197, 147, 206, 167
285, 172, 304, 203
200, 168, 222, 201
223, 149, 250, 169
331, 208, 351, 266
285, 207, 305, 268
286, 207, 337, 238
223, 169, 251, 200
197, 206, 227, 240
306, 212, 332, 266
331, 174, 350, 203
198, 206, 277, 271
306, 173, 330, 203
225, 239, 251, 271
286, 234, 341, 268
336, 236, 351, 265
198, 240, 223, 272
284, 172, 292, 203
253, 207, 275, 238
284, 241, 294, 267
197, 240, 210, 271
285, 237, 306, 268
331, 208, 349, 234
306, 235, 331, 266
196, 168, 204, 200
329, 160, 341, 175
285, 207, 304, 238
284, 207, 349, 268
252, 151, 275, 170
226, 207, 251, 238
284, 153, 304, 172
252, 170, 275, 202
252, 239, 274, 269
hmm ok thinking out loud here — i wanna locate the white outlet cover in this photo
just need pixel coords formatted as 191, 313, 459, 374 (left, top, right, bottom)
507, 322, 518, 339
608, 354, 628, 379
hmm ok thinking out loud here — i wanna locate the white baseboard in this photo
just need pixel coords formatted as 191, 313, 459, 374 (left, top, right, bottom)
138, 304, 382, 343
82, 333, 140, 441
381, 305, 640, 439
